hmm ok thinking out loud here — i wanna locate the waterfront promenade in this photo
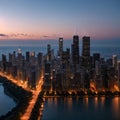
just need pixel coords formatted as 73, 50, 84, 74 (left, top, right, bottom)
0, 72, 44, 120
21, 79, 43, 120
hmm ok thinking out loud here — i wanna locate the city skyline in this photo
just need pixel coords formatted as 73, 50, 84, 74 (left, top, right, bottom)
0, 0, 120, 40
0, 35, 120, 119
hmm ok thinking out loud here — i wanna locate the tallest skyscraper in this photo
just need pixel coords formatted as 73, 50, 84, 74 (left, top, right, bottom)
71, 35, 79, 65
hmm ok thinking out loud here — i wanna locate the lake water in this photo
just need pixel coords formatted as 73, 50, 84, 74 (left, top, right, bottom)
0, 83, 16, 116
42, 97, 120, 120
0, 39, 120, 60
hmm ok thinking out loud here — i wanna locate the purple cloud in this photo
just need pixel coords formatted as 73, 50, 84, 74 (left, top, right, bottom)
0, 33, 8, 37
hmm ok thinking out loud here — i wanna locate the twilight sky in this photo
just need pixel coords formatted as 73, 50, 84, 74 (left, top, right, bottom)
0, 0, 120, 40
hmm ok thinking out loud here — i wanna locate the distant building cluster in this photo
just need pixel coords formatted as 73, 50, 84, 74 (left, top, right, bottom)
0, 35, 120, 92
0, 48, 43, 89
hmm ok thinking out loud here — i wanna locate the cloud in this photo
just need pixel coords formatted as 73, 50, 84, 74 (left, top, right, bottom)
8, 33, 40, 39
10, 33, 34, 38
0, 33, 8, 37
0, 33, 49, 39
42, 35, 49, 38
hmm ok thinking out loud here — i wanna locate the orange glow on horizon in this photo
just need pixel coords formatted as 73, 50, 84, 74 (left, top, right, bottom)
0, 31, 120, 40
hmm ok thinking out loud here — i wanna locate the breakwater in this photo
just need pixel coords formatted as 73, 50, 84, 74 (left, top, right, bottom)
0, 76, 32, 120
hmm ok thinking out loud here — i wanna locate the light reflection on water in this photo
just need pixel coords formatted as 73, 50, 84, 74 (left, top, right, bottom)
100, 96, 105, 107
66, 97, 72, 110
83, 97, 89, 108
42, 97, 120, 120
112, 97, 120, 119
94, 97, 98, 109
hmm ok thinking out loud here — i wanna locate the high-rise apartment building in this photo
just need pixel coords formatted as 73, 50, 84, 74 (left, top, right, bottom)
47, 44, 51, 61
93, 53, 100, 67
26, 51, 30, 62
112, 55, 117, 70
37, 52, 43, 65
117, 61, 120, 88
58, 37, 63, 58
44, 62, 51, 86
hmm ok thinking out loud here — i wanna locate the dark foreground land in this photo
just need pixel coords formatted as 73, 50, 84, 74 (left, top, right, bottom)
0, 76, 32, 120
0, 76, 44, 120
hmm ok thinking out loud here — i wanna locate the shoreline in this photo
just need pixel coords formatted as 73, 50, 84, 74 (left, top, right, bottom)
0, 76, 32, 120
0, 78, 19, 104
43, 90, 120, 98
4, 85, 19, 104
44, 94, 120, 98
0, 78, 18, 118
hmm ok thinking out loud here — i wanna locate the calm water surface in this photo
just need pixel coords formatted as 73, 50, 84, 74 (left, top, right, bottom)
42, 97, 120, 120
0, 83, 16, 116
0, 39, 120, 59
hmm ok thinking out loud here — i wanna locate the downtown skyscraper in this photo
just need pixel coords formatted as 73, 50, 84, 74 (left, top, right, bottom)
71, 35, 79, 65
82, 36, 91, 69
58, 37, 63, 59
